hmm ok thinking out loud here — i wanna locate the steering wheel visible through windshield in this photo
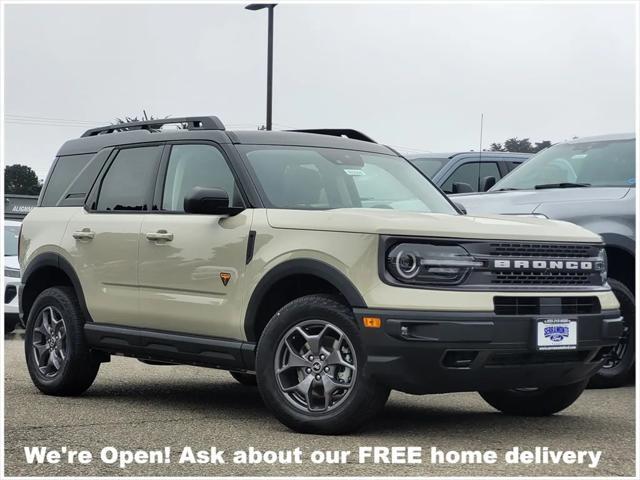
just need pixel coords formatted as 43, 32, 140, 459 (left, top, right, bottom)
239, 145, 457, 214
492, 138, 636, 191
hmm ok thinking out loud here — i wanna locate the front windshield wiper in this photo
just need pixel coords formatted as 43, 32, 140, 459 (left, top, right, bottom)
495, 188, 520, 191
534, 182, 591, 190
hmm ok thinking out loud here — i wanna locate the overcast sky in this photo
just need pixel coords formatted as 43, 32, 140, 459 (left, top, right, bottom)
4, 2, 637, 179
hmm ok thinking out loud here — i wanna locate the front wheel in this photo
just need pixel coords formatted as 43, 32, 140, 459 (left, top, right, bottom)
479, 380, 588, 416
589, 278, 634, 388
256, 295, 389, 434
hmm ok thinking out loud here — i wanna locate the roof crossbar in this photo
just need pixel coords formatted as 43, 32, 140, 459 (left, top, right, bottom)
286, 129, 376, 144
81, 116, 225, 137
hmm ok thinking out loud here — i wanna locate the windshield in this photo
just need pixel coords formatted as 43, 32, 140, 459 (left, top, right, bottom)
4, 225, 20, 257
239, 146, 457, 214
409, 157, 448, 178
492, 139, 636, 191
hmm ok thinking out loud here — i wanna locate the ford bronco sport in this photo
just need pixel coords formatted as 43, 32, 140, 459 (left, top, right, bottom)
19, 116, 623, 434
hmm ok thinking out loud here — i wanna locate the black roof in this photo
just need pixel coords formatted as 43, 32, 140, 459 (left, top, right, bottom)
57, 116, 394, 156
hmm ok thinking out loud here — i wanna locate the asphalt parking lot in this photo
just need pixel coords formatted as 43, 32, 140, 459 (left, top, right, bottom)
4, 329, 636, 477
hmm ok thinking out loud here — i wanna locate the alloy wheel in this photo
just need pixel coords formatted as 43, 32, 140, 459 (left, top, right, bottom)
274, 319, 357, 412
32, 306, 68, 377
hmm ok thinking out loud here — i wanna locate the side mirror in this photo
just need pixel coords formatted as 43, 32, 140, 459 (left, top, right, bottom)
454, 202, 467, 215
480, 176, 497, 192
452, 182, 473, 194
183, 187, 244, 216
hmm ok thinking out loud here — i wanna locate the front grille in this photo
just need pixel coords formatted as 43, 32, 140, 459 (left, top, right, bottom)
494, 296, 601, 315
486, 350, 591, 366
459, 241, 605, 288
492, 270, 592, 286
4, 285, 17, 304
489, 242, 595, 258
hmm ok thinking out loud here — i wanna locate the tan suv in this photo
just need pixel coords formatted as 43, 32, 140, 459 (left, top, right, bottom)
19, 116, 623, 434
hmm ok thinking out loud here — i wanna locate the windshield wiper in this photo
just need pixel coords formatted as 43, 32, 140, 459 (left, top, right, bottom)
534, 182, 591, 189
495, 188, 520, 191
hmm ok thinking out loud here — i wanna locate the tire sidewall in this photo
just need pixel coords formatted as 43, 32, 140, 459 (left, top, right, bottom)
256, 296, 379, 432
24, 287, 83, 390
596, 278, 635, 379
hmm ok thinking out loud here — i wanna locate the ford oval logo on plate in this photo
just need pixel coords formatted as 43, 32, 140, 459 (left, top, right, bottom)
537, 319, 577, 350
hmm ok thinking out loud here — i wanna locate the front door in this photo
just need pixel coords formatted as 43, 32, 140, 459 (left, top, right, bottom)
137, 143, 252, 339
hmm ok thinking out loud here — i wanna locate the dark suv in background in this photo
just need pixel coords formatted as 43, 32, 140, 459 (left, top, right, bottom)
407, 151, 531, 194
453, 133, 636, 387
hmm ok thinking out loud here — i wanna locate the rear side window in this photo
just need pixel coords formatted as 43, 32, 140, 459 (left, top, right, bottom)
441, 162, 501, 193
41, 154, 94, 206
95, 146, 162, 211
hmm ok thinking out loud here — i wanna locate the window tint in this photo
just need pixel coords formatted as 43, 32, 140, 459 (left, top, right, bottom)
4, 225, 20, 257
493, 139, 636, 190
410, 158, 449, 178
441, 162, 501, 193
162, 144, 242, 211
41, 154, 94, 206
95, 146, 162, 211
240, 145, 457, 214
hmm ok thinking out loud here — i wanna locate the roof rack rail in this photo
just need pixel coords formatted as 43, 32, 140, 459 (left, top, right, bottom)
81, 116, 225, 137
286, 129, 376, 144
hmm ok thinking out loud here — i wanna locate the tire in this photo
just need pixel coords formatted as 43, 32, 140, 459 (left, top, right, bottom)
230, 371, 258, 386
24, 287, 100, 396
256, 294, 390, 434
479, 380, 588, 416
589, 278, 635, 388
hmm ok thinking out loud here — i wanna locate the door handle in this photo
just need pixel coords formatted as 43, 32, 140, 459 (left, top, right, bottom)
146, 230, 174, 242
72, 228, 95, 240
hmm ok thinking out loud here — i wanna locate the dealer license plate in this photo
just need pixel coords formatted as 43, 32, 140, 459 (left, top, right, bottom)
536, 319, 577, 350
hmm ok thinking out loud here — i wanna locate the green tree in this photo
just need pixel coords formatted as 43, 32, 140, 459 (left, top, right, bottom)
5, 164, 42, 195
504, 137, 534, 153
533, 140, 552, 152
489, 137, 553, 153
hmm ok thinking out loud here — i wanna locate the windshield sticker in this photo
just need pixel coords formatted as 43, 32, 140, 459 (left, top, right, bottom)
570, 154, 587, 159
627, 178, 636, 185
344, 169, 366, 176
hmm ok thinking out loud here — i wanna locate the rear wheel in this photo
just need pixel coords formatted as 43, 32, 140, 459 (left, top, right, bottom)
256, 295, 389, 434
230, 371, 257, 386
589, 278, 634, 388
24, 287, 100, 396
479, 380, 588, 416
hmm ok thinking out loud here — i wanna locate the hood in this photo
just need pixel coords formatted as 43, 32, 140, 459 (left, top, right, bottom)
452, 187, 630, 215
266, 208, 601, 243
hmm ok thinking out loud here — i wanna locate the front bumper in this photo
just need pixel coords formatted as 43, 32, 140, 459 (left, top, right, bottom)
354, 308, 623, 394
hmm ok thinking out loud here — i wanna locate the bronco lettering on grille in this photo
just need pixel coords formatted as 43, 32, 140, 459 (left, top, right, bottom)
493, 259, 595, 271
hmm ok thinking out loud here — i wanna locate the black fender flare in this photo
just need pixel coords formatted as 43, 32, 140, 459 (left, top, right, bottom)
21, 252, 94, 323
600, 233, 635, 257
243, 258, 367, 342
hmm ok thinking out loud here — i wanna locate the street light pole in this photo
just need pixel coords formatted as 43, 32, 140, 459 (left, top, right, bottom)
246, 3, 277, 131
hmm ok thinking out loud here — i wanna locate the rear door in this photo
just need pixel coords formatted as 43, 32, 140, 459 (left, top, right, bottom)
137, 142, 252, 339
65, 144, 163, 325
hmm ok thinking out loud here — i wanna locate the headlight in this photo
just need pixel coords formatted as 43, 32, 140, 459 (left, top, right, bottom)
598, 248, 608, 284
386, 243, 483, 286
4, 267, 20, 278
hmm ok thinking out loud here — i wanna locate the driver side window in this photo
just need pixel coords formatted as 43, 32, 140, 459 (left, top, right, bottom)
162, 144, 243, 212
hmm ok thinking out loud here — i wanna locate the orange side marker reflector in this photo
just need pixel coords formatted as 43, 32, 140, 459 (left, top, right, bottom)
363, 317, 381, 328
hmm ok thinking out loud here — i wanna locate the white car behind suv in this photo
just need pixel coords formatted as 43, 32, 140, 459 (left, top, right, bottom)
4, 219, 22, 332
